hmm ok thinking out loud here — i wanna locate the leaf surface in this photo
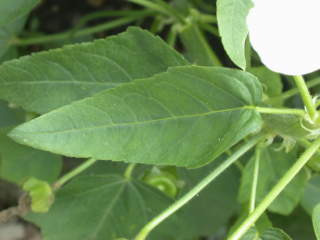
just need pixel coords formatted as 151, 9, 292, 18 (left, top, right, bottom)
240, 228, 292, 240
301, 176, 320, 215
217, 0, 253, 69
0, 128, 62, 184
26, 174, 184, 240
0, 27, 188, 113
239, 145, 308, 215
10, 66, 262, 167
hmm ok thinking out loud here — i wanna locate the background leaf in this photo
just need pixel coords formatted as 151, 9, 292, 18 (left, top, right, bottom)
313, 204, 320, 240
301, 176, 320, 215
0, 0, 39, 58
240, 228, 292, 240
0, 128, 62, 184
217, 0, 253, 69
239, 145, 308, 215
177, 157, 240, 237
0, 27, 188, 113
26, 174, 187, 240
10, 66, 262, 167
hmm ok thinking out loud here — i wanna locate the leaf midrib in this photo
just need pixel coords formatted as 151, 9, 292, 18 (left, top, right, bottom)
17, 105, 255, 135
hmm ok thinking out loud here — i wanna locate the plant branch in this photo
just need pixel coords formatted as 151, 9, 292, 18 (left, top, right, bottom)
293, 75, 318, 121
124, 163, 137, 179
228, 137, 320, 240
134, 134, 266, 240
53, 158, 97, 190
11, 11, 153, 46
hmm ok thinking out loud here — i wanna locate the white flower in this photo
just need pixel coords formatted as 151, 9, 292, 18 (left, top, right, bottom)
247, 0, 320, 75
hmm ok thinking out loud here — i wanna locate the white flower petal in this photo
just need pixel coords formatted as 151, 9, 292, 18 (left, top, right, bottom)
247, 0, 320, 75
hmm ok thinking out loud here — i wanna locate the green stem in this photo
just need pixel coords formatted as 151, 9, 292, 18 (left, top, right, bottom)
271, 77, 320, 102
53, 158, 97, 190
124, 163, 137, 179
251, 106, 306, 117
134, 134, 265, 240
249, 146, 261, 213
293, 75, 317, 121
12, 11, 153, 46
228, 137, 320, 240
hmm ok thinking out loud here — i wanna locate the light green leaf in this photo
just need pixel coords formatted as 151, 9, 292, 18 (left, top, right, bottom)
217, 0, 253, 69
178, 157, 240, 237
239, 145, 308, 215
0, 128, 62, 184
301, 176, 320, 215
25, 174, 185, 240
0, 27, 188, 114
10, 66, 262, 167
0, 0, 39, 58
313, 204, 320, 240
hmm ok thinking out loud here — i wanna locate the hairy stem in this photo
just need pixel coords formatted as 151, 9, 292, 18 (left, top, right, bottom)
229, 137, 320, 240
53, 158, 97, 190
134, 134, 265, 240
293, 75, 317, 121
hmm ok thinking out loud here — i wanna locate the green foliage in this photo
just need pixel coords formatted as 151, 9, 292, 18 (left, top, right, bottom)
217, 0, 253, 69
239, 145, 308, 215
1, 2, 320, 240
0, 27, 188, 113
9, 66, 262, 167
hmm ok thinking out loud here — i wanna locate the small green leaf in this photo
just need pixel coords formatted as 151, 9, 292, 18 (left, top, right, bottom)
313, 204, 320, 240
248, 66, 283, 106
301, 176, 320, 215
240, 228, 292, 240
217, 0, 253, 69
0, 27, 188, 114
10, 66, 262, 167
0, 128, 62, 184
23, 177, 54, 213
25, 174, 185, 240
239, 144, 308, 215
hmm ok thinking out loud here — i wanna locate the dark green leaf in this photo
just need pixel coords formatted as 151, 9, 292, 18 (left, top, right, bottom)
26, 174, 184, 240
0, 100, 24, 127
0, 128, 62, 184
217, 0, 253, 69
301, 176, 320, 215
313, 204, 320, 240
240, 228, 292, 240
0, 27, 188, 113
239, 145, 308, 215
177, 157, 240, 237
10, 66, 262, 167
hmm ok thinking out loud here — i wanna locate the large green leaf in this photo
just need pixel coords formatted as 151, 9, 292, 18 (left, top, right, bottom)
9, 66, 262, 167
178, 157, 240, 237
0, 27, 188, 114
0, 128, 62, 184
313, 204, 320, 240
26, 174, 185, 240
239, 145, 308, 215
0, 0, 39, 58
217, 0, 253, 69
301, 176, 320, 215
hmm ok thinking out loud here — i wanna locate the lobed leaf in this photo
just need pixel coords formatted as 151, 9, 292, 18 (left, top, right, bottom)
0, 27, 188, 113
10, 66, 262, 167
25, 174, 185, 240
